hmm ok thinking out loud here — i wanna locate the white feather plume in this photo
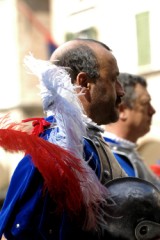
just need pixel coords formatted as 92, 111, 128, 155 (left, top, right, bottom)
24, 54, 86, 159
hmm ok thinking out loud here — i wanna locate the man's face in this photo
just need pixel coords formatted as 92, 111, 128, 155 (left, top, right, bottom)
126, 83, 155, 137
87, 48, 124, 125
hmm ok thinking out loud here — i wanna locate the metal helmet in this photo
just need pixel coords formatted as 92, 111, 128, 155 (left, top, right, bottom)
104, 177, 160, 240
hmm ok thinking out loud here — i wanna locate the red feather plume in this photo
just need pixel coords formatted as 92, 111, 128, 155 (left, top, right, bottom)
0, 115, 85, 215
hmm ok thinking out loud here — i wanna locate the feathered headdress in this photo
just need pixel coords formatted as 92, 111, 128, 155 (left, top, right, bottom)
0, 55, 113, 233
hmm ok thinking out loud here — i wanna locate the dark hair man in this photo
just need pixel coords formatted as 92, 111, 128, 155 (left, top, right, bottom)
103, 72, 160, 189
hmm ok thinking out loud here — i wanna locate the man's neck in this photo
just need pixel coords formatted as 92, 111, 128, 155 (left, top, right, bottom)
102, 131, 137, 149
103, 124, 138, 143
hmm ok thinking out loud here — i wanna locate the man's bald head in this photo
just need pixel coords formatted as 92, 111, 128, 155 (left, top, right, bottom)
50, 39, 112, 83
50, 38, 111, 60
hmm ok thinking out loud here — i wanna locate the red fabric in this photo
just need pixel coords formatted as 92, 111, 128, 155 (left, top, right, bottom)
22, 117, 51, 136
150, 164, 160, 177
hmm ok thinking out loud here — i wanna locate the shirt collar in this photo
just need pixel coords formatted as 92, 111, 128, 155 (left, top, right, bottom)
102, 131, 137, 149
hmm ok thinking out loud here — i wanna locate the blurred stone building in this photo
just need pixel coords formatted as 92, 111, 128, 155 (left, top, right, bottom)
0, 0, 55, 206
0, 0, 56, 120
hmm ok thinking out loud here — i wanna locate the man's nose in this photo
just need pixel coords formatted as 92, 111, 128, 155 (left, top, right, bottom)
116, 80, 125, 97
150, 104, 156, 116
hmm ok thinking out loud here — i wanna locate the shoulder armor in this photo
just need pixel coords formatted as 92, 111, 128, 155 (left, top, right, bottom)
85, 125, 127, 185
107, 141, 160, 190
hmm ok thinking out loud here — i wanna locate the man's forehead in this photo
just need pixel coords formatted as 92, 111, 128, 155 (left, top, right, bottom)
100, 51, 119, 72
135, 88, 151, 103
135, 84, 150, 97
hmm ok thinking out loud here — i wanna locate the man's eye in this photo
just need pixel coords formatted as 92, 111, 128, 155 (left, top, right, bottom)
112, 77, 117, 82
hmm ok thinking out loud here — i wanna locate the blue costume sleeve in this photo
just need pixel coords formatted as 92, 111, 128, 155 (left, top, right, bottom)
0, 154, 44, 239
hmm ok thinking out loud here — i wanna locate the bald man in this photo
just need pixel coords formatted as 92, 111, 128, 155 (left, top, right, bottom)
1, 39, 160, 240
0, 39, 126, 240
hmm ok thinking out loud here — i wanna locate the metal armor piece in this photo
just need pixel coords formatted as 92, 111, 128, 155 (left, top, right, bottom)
104, 177, 160, 240
85, 123, 127, 184
107, 141, 160, 190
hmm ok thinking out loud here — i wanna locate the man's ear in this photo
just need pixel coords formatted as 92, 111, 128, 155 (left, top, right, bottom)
119, 104, 128, 120
76, 72, 88, 87
76, 72, 91, 101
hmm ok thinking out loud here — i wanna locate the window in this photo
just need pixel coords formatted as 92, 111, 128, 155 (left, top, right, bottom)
136, 11, 151, 66
65, 27, 97, 41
